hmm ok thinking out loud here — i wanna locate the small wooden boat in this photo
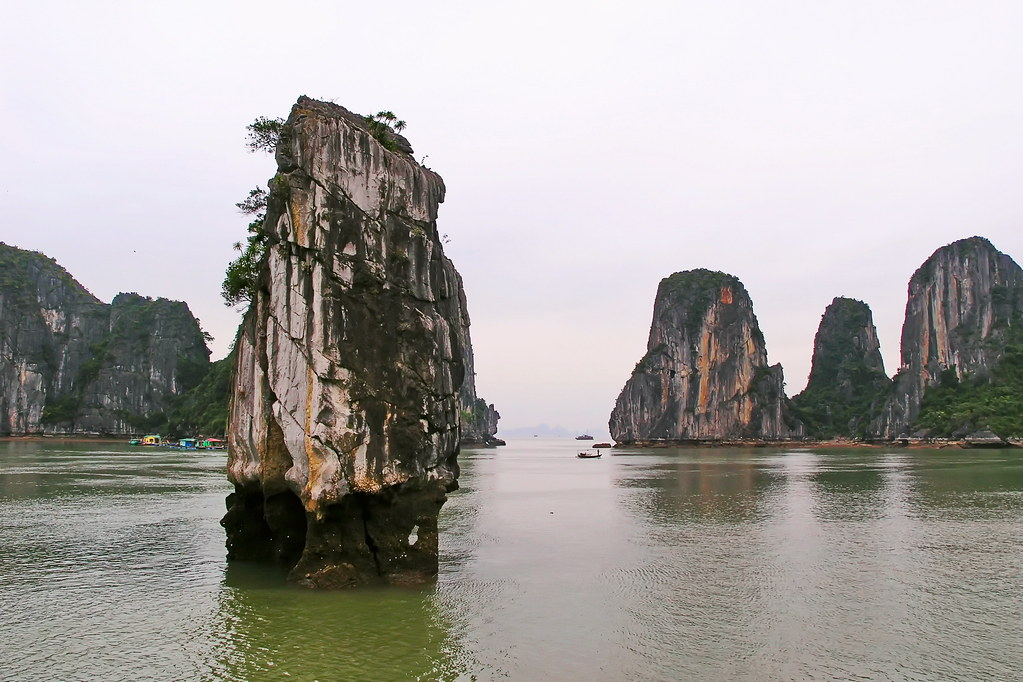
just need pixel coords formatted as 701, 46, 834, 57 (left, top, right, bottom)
577, 450, 602, 458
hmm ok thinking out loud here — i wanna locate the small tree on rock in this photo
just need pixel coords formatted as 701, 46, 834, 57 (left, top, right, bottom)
221, 185, 270, 307
365, 111, 407, 151
245, 117, 284, 154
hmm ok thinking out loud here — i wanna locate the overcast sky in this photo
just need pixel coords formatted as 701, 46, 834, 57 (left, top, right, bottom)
4, 1, 1023, 436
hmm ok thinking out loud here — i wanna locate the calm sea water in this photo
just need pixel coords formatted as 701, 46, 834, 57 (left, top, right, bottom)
1, 438, 1021, 681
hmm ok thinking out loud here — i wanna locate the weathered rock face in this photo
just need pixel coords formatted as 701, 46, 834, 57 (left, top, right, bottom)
460, 397, 500, 443
791, 297, 892, 437
457, 357, 501, 444
224, 97, 487, 587
0, 243, 210, 435
76, 293, 213, 432
453, 273, 501, 444
875, 237, 1023, 437
609, 269, 802, 443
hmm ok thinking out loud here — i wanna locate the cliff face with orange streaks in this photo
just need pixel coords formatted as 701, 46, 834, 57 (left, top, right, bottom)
873, 236, 1023, 438
223, 97, 490, 587
609, 270, 803, 443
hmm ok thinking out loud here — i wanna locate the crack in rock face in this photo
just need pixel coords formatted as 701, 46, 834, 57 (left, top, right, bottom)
222, 97, 471, 587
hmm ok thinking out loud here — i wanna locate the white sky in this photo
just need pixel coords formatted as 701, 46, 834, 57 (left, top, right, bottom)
4, 1, 1023, 437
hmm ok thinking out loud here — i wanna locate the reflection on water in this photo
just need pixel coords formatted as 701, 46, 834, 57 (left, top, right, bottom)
208, 564, 463, 681
2, 440, 1021, 680
615, 449, 773, 523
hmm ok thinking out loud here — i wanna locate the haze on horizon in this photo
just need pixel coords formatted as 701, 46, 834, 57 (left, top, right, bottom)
4, 1, 1023, 437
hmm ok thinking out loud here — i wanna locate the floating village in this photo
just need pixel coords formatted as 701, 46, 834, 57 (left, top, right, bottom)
128, 435, 225, 449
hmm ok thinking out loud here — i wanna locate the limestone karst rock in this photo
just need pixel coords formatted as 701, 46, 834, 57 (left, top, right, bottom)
455, 280, 501, 445
223, 97, 493, 587
609, 269, 803, 443
875, 236, 1023, 438
791, 297, 891, 438
0, 243, 211, 435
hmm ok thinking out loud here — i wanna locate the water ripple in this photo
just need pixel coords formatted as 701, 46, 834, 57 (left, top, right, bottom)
2, 441, 1022, 680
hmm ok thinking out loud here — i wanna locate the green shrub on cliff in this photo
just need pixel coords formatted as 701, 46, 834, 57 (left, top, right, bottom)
364, 111, 406, 151
226, 117, 281, 307
225, 116, 291, 308
222, 186, 270, 307
790, 298, 892, 438
658, 269, 738, 337
222, 226, 267, 307
915, 341, 1023, 437
163, 352, 234, 436
245, 117, 283, 154
791, 368, 890, 439
40, 394, 81, 426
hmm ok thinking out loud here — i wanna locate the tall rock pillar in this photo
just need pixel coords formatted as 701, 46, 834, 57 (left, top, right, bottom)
610, 269, 802, 443
223, 97, 471, 587
791, 297, 891, 438
875, 237, 1023, 437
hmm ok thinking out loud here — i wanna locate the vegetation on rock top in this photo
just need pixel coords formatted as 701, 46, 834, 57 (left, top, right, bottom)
791, 297, 892, 438
0, 242, 101, 307
914, 327, 1023, 438
222, 184, 270, 307
364, 110, 407, 152
245, 117, 283, 154
657, 269, 742, 338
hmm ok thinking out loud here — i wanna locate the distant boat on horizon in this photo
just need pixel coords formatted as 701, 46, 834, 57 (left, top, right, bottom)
575, 434, 594, 440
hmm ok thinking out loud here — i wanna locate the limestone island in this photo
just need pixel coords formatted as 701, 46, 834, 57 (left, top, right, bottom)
222, 97, 496, 587
610, 237, 1023, 448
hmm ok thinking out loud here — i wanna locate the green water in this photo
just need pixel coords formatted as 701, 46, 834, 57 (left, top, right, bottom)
1, 440, 1021, 680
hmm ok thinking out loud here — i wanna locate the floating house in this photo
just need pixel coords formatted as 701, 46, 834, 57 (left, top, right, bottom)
142, 435, 162, 446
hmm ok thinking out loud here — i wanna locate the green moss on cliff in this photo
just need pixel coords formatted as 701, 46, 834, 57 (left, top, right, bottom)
791, 298, 891, 438
915, 327, 1023, 437
0, 243, 101, 312
40, 394, 81, 425
115, 350, 233, 437
164, 351, 234, 436
633, 343, 667, 374
460, 396, 495, 438
659, 270, 738, 337
76, 341, 109, 386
